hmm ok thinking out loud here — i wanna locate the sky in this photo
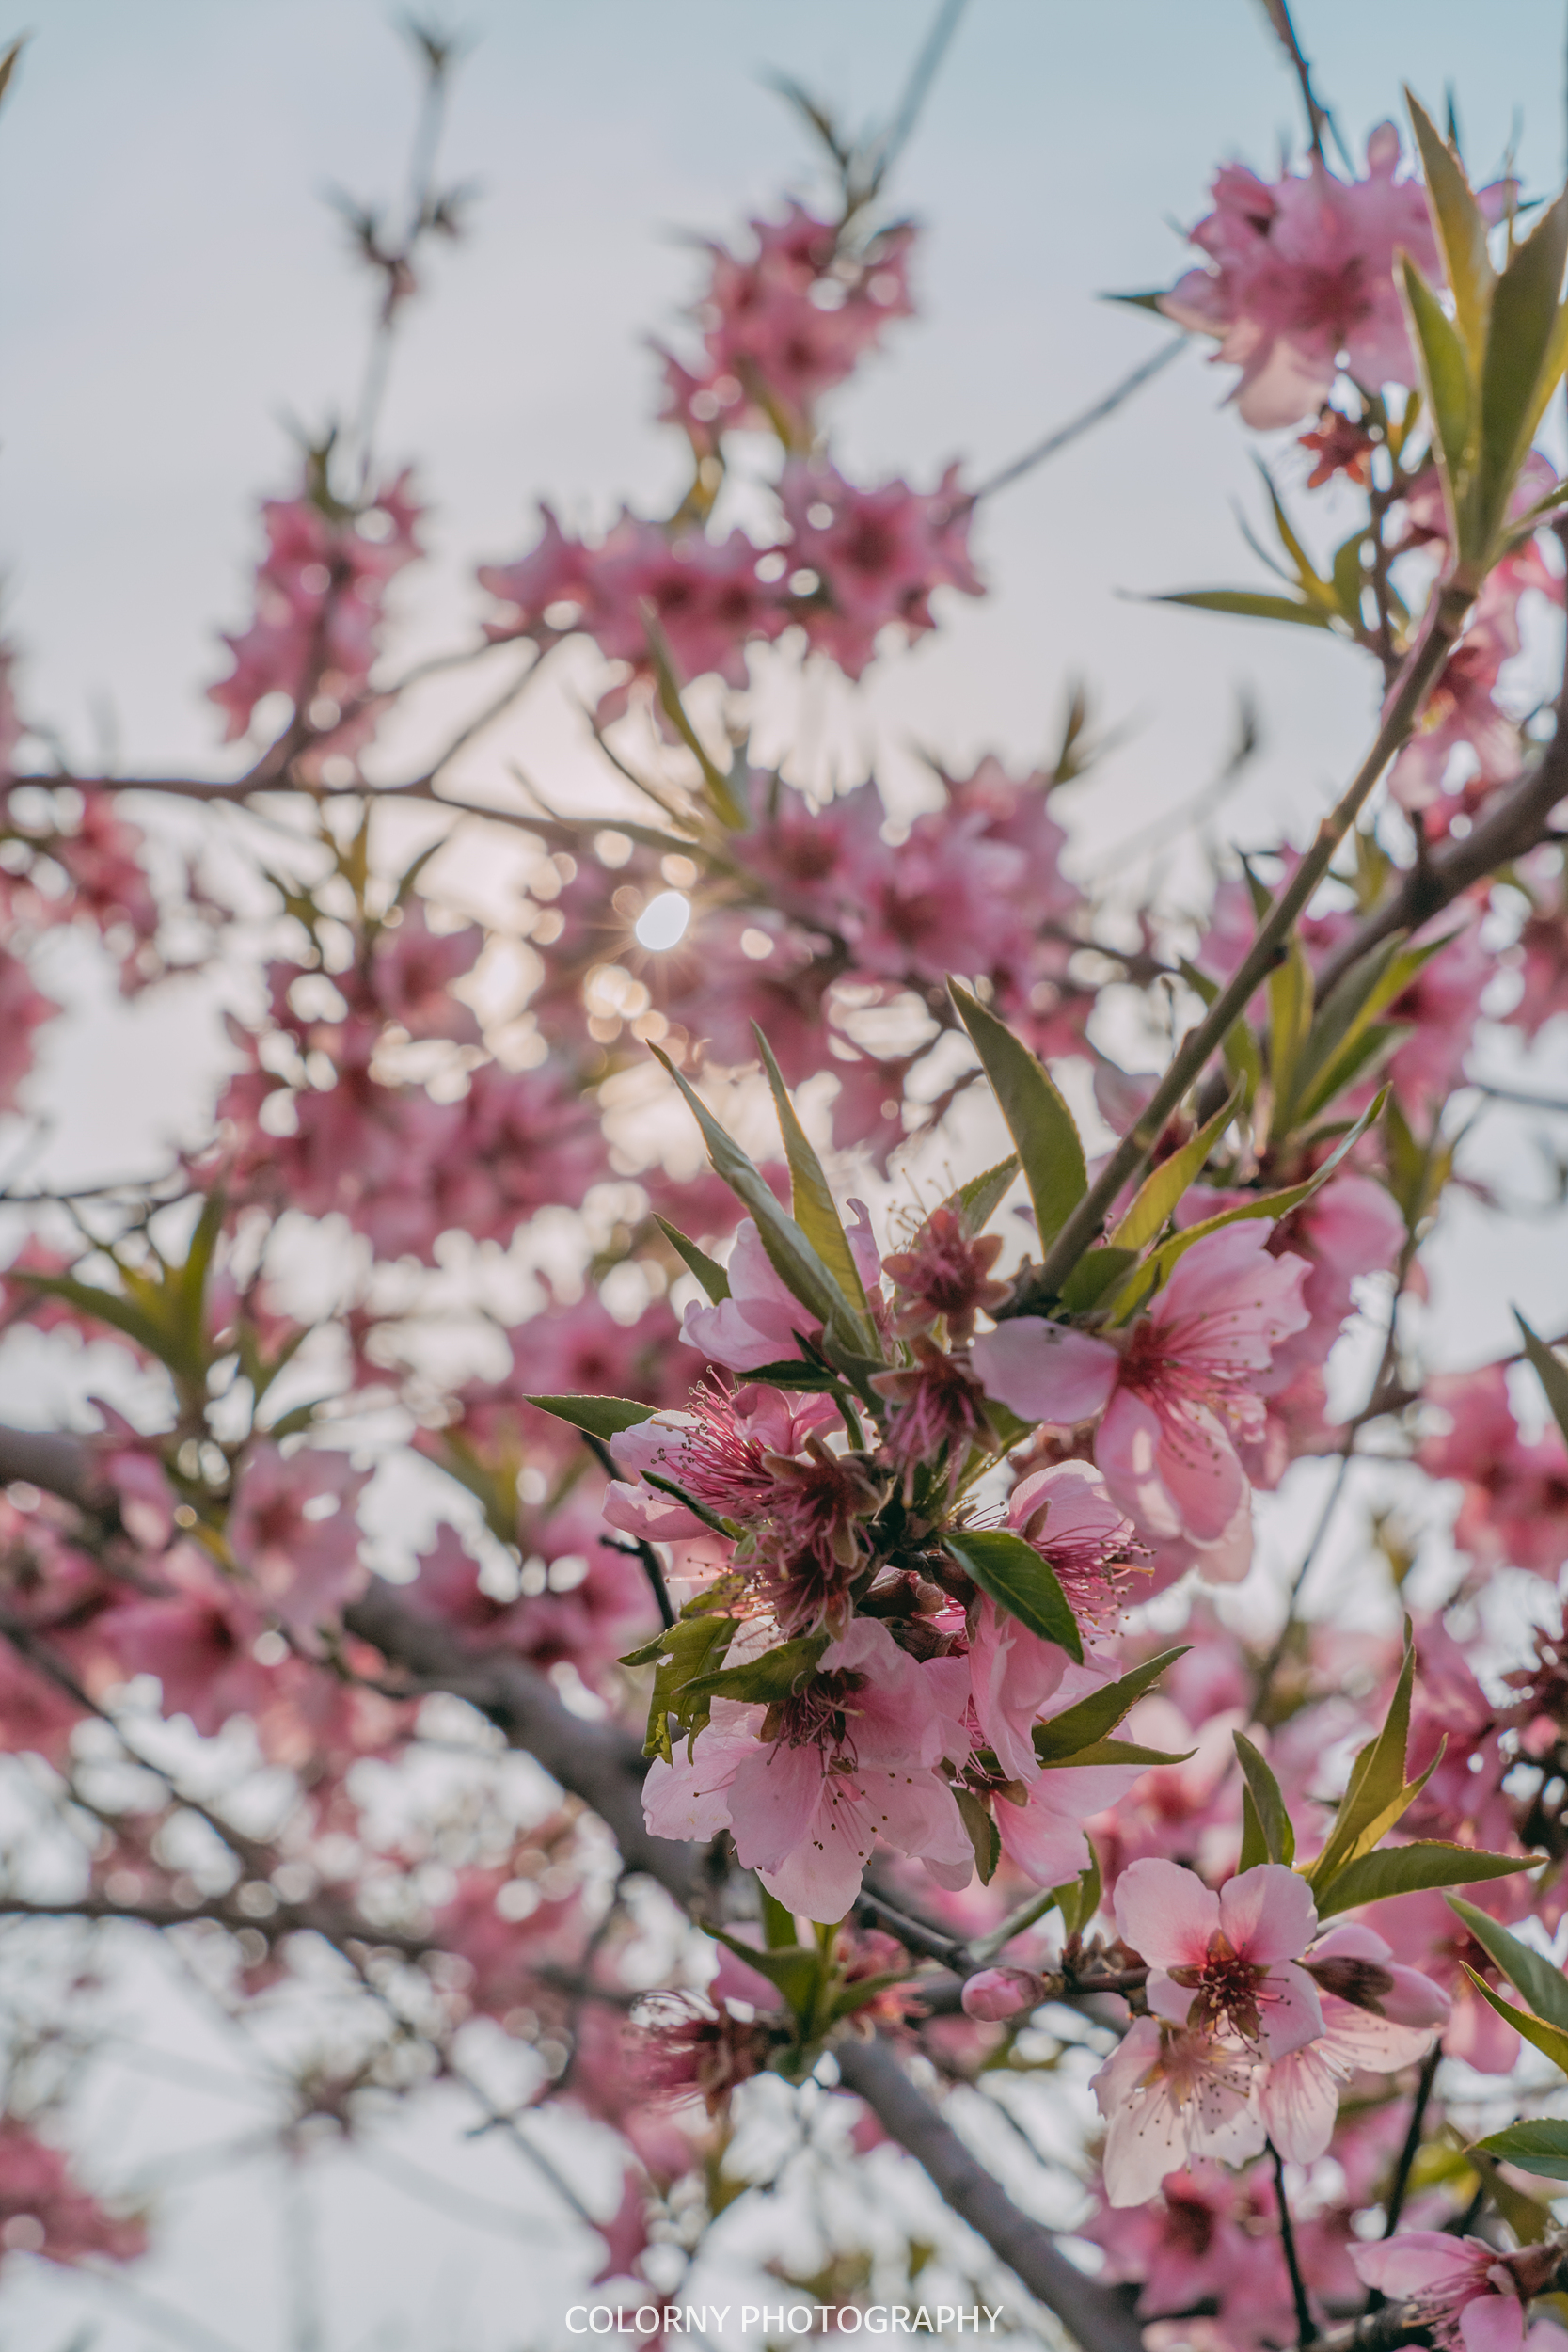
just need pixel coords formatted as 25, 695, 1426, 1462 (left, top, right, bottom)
4, 2, 1568, 2345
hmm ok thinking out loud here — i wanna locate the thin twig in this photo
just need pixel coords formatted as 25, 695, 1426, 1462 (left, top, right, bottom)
1379, 2040, 1443, 2249
1022, 580, 1477, 1304
969, 339, 1186, 502
1272, 2140, 1317, 2349
869, 0, 972, 189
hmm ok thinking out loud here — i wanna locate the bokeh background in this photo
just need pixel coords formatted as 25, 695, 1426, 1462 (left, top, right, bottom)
2, 3, 1567, 2344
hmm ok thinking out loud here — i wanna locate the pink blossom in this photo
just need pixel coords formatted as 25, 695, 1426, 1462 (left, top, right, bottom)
482, 509, 784, 692
1421, 1364, 1568, 1581
1261, 1922, 1445, 2162
0, 2120, 145, 2268
0, 947, 59, 1112
658, 202, 913, 438
365, 901, 483, 1042
1115, 1858, 1323, 2056
1091, 2014, 1265, 2206
682, 1218, 822, 1372
1386, 920, 1491, 1112
1006, 1457, 1139, 1624
1352, 2233, 1531, 2352
974, 1225, 1310, 1580
778, 458, 983, 679
1162, 125, 1448, 428
211, 471, 421, 755
227, 1442, 369, 1633
839, 808, 1025, 986
99, 1547, 276, 1734
641, 1617, 972, 1920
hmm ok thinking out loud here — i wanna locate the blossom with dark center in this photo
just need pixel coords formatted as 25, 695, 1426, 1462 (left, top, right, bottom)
880, 1206, 1011, 1341
629, 1992, 774, 2114
751, 1438, 888, 1633
871, 1337, 993, 1474
1114, 1859, 1323, 2057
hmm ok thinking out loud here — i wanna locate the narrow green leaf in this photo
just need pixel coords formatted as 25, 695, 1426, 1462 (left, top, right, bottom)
1478, 191, 1568, 550
1398, 256, 1475, 545
707, 1925, 818, 2015
1138, 1089, 1389, 1294
948, 981, 1086, 1250
652, 1216, 731, 1303
1057, 1245, 1141, 1313
10, 1273, 170, 1367
1405, 88, 1496, 373
951, 1156, 1022, 1235
1473, 2121, 1568, 2182
1254, 462, 1337, 608
1110, 1083, 1243, 1252
1233, 1733, 1296, 1867
649, 1043, 861, 1343
1448, 1894, 1568, 2031
684, 1633, 828, 1703
1316, 1845, 1532, 1918
525, 1393, 657, 1441
1289, 1022, 1407, 1131
1284, 933, 1418, 1125
1514, 1313, 1568, 1454
1031, 1646, 1189, 1761
1267, 932, 1314, 1117
1330, 531, 1367, 631
1158, 590, 1336, 630
945, 1528, 1083, 1661
1464, 1965, 1568, 2073
1308, 1624, 1418, 1890
753, 1028, 870, 1321
759, 1887, 799, 1948
1037, 1735, 1193, 1771
955, 1788, 1002, 1885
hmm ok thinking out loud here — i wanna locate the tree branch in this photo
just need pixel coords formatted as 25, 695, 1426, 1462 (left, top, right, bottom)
1022, 581, 1477, 1303
833, 2034, 1146, 2352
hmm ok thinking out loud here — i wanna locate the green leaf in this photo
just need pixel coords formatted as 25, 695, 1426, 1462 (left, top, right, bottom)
946, 1528, 1083, 1661
1478, 190, 1568, 553
1330, 530, 1368, 630
1405, 89, 1496, 373
525, 1393, 657, 1442
759, 1887, 799, 1949
1398, 256, 1475, 548
1464, 1965, 1568, 2074
707, 1924, 818, 2017
1137, 1089, 1389, 1295
0, 38, 25, 113
1282, 932, 1432, 1129
954, 1787, 1002, 1885
1307, 1623, 1418, 1890
830, 1969, 916, 2023
1317, 1845, 1533, 1918
1057, 1245, 1141, 1314
1051, 1846, 1102, 1940
1157, 590, 1336, 630
949, 1156, 1022, 1235
650, 1044, 865, 1351
722, 1360, 850, 1393
753, 1027, 870, 1323
627, 1591, 742, 1763
640, 608, 749, 829
1253, 463, 1337, 609
948, 981, 1086, 1252
1037, 1736, 1193, 1771
1514, 1312, 1568, 1453
653, 1216, 730, 1303
1032, 1647, 1189, 1761
683, 1634, 828, 1703
1472, 2121, 1568, 2182
1109, 1084, 1243, 1252
1448, 1894, 1568, 2031
12, 1272, 174, 1374
1267, 932, 1314, 1117
1234, 1733, 1296, 1868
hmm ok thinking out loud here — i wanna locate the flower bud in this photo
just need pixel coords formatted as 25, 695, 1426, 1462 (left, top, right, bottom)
961, 1966, 1044, 2023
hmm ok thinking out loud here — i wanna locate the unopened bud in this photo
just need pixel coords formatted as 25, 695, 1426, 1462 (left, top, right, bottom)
961, 1966, 1044, 2023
